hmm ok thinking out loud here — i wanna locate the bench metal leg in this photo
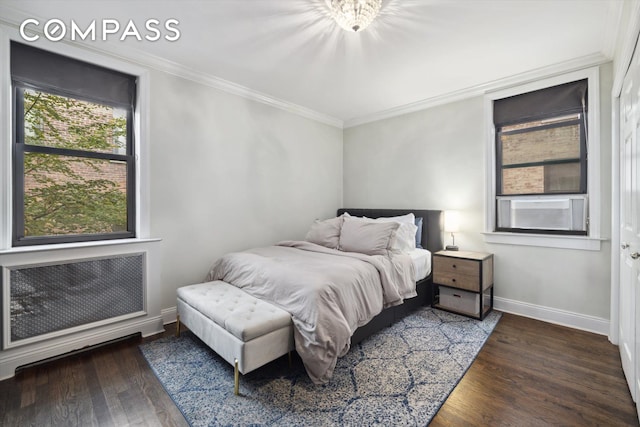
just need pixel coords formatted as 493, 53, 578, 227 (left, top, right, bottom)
234, 359, 240, 395
176, 314, 181, 337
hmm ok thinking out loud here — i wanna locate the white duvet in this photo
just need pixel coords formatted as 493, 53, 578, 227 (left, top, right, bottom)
206, 240, 415, 384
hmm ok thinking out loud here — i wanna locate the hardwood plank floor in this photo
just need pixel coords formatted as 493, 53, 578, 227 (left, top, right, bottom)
0, 328, 189, 427
0, 312, 637, 426
432, 313, 638, 426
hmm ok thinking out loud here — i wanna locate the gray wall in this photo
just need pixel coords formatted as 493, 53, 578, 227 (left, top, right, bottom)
148, 70, 343, 310
344, 63, 613, 321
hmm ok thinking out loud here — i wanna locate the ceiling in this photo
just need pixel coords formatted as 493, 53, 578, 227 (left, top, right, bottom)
0, 0, 623, 126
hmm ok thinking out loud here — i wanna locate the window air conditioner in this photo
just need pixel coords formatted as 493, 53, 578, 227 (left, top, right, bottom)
497, 195, 587, 232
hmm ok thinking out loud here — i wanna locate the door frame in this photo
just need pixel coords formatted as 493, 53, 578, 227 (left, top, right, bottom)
611, 6, 640, 347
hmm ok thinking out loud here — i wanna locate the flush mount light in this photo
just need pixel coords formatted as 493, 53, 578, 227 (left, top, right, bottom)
328, 0, 382, 32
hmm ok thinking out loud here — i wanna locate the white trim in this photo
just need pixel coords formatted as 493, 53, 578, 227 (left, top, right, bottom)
161, 306, 177, 325
0, 237, 161, 255
494, 296, 610, 336
0, 26, 11, 250
601, 0, 625, 60
482, 232, 604, 251
169, 65, 344, 129
0, 314, 164, 380
611, 95, 621, 344
483, 67, 602, 250
345, 53, 610, 128
136, 69, 152, 239
612, 0, 640, 97
0, 239, 161, 266
610, 0, 640, 347
0, 7, 343, 129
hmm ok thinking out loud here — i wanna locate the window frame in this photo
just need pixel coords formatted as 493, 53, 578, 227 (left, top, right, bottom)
12, 82, 136, 246
0, 30, 151, 252
483, 67, 602, 251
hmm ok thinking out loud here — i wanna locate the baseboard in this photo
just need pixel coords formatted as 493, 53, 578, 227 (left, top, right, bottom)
162, 306, 177, 325
0, 314, 164, 380
494, 296, 609, 336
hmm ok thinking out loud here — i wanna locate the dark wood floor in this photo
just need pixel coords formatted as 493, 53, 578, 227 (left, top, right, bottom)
432, 313, 638, 426
1, 312, 638, 426
0, 326, 188, 427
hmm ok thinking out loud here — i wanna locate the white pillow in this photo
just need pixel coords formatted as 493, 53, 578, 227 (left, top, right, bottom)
372, 214, 417, 253
343, 212, 417, 253
305, 216, 343, 249
339, 216, 399, 256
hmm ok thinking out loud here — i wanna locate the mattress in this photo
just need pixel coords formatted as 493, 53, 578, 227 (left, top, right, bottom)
408, 248, 432, 281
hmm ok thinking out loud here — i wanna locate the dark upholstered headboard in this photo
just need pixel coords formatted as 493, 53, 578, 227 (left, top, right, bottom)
336, 209, 444, 253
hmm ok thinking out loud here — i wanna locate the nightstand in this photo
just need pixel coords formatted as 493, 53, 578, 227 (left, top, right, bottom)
432, 250, 494, 320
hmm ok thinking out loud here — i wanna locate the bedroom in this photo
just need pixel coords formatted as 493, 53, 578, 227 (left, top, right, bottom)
0, 0, 639, 425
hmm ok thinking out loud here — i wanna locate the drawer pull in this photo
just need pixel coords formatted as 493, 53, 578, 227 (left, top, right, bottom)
452, 278, 456, 282
452, 264, 457, 268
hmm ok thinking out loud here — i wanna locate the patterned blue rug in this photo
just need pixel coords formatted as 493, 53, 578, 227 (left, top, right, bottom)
140, 307, 501, 426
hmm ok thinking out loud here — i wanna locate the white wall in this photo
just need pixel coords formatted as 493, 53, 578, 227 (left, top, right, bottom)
148, 70, 343, 310
344, 63, 613, 330
0, 29, 343, 377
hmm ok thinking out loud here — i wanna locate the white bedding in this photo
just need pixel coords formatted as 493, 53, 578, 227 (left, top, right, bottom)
408, 248, 432, 281
207, 241, 416, 384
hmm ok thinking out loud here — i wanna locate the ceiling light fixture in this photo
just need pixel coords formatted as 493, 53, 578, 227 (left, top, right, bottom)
328, 0, 382, 33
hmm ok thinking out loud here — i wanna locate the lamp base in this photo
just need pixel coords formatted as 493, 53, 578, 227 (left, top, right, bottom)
445, 245, 459, 251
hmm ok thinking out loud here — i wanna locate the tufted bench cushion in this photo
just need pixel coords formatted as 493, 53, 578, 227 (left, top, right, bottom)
177, 281, 291, 341
176, 280, 295, 395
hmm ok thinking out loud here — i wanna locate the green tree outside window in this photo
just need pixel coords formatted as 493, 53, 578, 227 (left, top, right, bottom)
22, 90, 128, 237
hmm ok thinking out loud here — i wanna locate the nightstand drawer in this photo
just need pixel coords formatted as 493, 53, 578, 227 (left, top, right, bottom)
433, 270, 479, 291
433, 256, 479, 277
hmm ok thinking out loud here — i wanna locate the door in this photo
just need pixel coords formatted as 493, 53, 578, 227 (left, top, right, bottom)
620, 39, 640, 412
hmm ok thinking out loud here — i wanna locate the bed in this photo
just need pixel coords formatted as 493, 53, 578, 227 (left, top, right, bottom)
180, 208, 443, 387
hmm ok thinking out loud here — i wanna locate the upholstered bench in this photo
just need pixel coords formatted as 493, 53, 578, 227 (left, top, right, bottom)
176, 281, 294, 395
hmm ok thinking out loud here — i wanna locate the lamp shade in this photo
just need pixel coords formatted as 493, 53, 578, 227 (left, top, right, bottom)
444, 211, 460, 233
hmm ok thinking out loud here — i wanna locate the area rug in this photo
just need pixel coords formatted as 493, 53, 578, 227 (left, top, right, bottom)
140, 307, 501, 426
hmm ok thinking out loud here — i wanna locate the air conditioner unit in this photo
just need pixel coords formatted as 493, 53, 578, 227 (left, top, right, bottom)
497, 195, 587, 232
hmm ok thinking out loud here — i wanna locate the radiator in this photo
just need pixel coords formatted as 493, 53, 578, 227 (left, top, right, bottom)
3, 253, 146, 349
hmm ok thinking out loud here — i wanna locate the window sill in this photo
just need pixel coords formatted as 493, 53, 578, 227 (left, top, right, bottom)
0, 237, 162, 255
482, 232, 603, 251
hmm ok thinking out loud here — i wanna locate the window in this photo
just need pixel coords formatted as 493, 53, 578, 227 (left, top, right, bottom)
11, 42, 136, 246
497, 113, 586, 195
493, 79, 589, 235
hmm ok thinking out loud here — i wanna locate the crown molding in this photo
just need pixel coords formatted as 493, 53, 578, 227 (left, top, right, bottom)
0, 5, 344, 129
344, 52, 611, 128
611, 0, 640, 96
148, 58, 344, 129
601, 0, 625, 60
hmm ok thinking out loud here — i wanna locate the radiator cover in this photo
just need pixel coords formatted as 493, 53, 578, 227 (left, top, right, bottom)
3, 253, 145, 349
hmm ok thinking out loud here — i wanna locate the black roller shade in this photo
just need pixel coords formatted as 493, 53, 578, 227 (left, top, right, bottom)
494, 79, 587, 126
10, 41, 135, 108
